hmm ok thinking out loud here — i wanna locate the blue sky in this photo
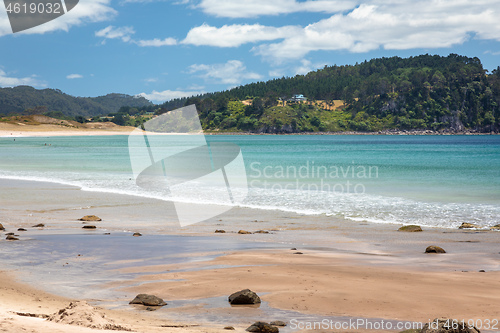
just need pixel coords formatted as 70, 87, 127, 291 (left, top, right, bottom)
1, 0, 500, 103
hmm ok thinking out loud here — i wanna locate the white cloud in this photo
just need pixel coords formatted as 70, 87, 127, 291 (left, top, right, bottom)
188, 60, 262, 85
180, 1, 500, 63
251, 1, 500, 62
0, 69, 46, 87
197, 0, 357, 18
66, 74, 83, 79
138, 89, 205, 103
95, 25, 177, 47
183, 23, 300, 47
143, 78, 159, 83
95, 25, 135, 42
0, 0, 117, 37
135, 38, 177, 47
294, 59, 325, 75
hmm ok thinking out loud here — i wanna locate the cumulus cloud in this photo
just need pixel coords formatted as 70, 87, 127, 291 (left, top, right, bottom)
0, 69, 46, 87
180, 1, 500, 63
188, 60, 262, 85
95, 25, 177, 46
66, 74, 84, 79
183, 23, 300, 47
138, 89, 205, 103
197, 0, 357, 18
0, 0, 117, 37
253, 1, 500, 61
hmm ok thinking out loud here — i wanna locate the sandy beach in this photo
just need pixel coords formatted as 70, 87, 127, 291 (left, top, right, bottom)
1, 178, 499, 332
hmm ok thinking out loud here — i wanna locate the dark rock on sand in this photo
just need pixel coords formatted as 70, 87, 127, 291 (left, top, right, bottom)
129, 294, 167, 306
398, 225, 423, 232
6, 235, 19, 240
0, 223, 4, 230
5, 232, 14, 235
238, 230, 252, 234
270, 321, 287, 327
458, 222, 479, 229
215, 230, 226, 233
254, 230, 269, 234
246, 322, 279, 333
224, 327, 235, 330
82, 225, 97, 229
32, 223, 45, 228
228, 289, 261, 305
79, 215, 102, 222
425, 246, 446, 254
421, 318, 480, 333
132, 232, 142, 237
490, 224, 500, 230
290, 248, 297, 250
479, 270, 486, 272
293, 252, 303, 255
17, 228, 27, 231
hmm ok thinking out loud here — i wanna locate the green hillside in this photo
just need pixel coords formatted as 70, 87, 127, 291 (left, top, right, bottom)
159, 54, 500, 133
0, 86, 152, 118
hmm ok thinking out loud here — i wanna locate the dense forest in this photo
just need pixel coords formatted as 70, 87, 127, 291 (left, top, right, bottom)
0, 86, 152, 118
1, 54, 499, 133
157, 54, 500, 133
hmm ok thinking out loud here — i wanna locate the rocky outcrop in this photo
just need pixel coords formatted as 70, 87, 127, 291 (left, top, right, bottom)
32, 223, 45, 228
228, 289, 261, 305
421, 318, 480, 333
254, 230, 269, 234
6, 235, 19, 240
215, 230, 226, 233
489, 224, 500, 230
129, 294, 167, 306
79, 215, 102, 222
246, 322, 279, 333
238, 230, 252, 234
398, 225, 423, 232
425, 246, 446, 254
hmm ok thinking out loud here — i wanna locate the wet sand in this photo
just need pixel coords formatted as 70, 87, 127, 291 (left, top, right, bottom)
1, 178, 500, 332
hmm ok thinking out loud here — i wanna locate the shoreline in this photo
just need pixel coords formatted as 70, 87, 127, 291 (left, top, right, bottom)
1, 178, 500, 332
1, 122, 498, 137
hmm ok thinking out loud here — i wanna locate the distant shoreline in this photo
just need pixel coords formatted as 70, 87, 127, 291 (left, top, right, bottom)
1, 122, 498, 137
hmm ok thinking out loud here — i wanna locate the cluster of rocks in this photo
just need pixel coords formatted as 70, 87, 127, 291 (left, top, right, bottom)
459, 222, 500, 231
1, 222, 47, 241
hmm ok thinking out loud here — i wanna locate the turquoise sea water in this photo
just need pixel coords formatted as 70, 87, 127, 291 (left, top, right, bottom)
0, 135, 499, 228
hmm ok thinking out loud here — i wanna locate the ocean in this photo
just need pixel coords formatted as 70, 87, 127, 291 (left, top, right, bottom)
0, 134, 499, 228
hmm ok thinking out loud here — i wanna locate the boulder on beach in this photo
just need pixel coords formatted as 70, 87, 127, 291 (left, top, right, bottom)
17, 228, 27, 231
254, 230, 269, 234
79, 215, 102, 222
458, 222, 479, 229
82, 225, 97, 229
398, 225, 423, 232
270, 321, 287, 327
425, 246, 446, 254
32, 223, 45, 228
246, 322, 279, 333
228, 289, 261, 305
238, 230, 252, 234
132, 232, 142, 237
421, 318, 480, 333
215, 230, 226, 233
6, 235, 19, 240
48, 301, 130, 331
129, 294, 167, 306
0, 223, 4, 230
